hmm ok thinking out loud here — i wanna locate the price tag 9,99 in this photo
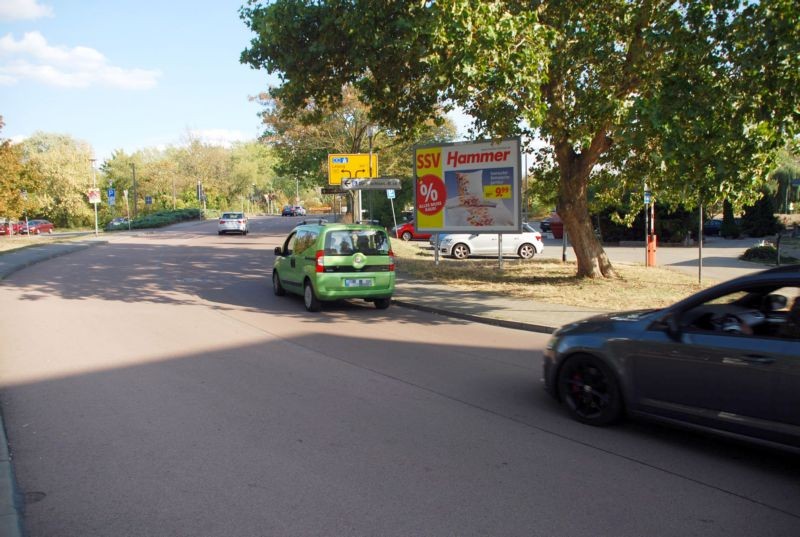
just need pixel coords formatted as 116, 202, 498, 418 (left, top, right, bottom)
484, 184, 511, 199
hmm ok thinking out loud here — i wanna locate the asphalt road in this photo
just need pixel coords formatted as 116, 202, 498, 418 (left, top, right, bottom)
0, 216, 798, 537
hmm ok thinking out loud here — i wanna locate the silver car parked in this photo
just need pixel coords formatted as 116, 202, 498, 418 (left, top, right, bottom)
439, 223, 544, 259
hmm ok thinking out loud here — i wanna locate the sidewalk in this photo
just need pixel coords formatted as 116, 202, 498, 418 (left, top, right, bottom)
392, 275, 603, 333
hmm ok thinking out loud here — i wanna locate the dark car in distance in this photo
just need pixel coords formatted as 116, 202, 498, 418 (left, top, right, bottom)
539, 217, 552, 233
703, 219, 723, 236
543, 264, 800, 452
282, 205, 306, 216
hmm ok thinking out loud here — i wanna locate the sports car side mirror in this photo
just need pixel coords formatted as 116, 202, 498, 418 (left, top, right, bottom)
654, 312, 682, 341
665, 313, 682, 340
764, 294, 787, 311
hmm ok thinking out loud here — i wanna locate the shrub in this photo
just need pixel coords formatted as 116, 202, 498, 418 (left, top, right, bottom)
129, 209, 202, 229
740, 245, 798, 264
740, 194, 782, 237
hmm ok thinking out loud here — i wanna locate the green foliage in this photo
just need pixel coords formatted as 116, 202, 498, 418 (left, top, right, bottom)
1, 131, 278, 227
770, 149, 800, 213
740, 245, 798, 264
252, 86, 456, 207
596, 203, 696, 243
241, 0, 800, 276
720, 199, 740, 239
101, 140, 278, 217
0, 139, 25, 217
740, 193, 783, 237
17, 133, 95, 227
128, 209, 202, 230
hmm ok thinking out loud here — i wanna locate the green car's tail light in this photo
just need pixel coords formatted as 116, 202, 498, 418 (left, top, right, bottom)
316, 249, 325, 273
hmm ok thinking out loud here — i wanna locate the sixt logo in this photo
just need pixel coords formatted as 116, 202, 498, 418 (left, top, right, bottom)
332, 157, 348, 164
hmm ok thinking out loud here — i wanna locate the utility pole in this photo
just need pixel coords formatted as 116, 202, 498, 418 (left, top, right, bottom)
130, 163, 137, 219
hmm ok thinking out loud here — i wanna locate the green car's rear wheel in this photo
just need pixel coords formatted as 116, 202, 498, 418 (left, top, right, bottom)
304, 280, 322, 312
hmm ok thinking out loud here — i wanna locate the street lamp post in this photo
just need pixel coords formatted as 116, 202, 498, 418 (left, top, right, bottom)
90, 158, 98, 236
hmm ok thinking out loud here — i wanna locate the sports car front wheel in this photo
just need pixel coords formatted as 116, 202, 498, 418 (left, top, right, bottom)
557, 354, 622, 426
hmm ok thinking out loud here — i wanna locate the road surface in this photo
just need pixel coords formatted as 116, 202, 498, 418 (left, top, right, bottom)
0, 217, 797, 536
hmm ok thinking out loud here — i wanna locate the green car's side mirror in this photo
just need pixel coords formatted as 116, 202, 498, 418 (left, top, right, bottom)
274, 246, 282, 256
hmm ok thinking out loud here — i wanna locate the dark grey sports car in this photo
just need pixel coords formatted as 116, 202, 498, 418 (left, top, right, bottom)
543, 264, 800, 451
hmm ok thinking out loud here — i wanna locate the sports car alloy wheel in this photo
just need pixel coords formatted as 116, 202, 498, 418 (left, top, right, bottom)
557, 354, 622, 425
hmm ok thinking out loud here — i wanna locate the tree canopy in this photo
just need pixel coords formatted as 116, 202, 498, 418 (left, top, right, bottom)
241, 0, 799, 277
1, 129, 280, 226
253, 85, 456, 219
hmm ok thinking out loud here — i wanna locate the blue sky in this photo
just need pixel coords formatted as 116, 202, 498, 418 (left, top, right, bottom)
0, 0, 281, 162
1, 0, 472, 165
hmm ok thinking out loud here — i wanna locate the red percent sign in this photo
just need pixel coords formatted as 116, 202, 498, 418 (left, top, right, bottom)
417, 175, 446, 216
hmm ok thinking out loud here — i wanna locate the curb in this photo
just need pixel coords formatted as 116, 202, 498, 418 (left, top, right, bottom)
0, 405, 23, 537
0, 241, 107, 281
392, 298, 556, 334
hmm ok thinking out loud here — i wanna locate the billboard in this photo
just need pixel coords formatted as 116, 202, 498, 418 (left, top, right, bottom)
327, 153, 379, 185
413, 138, 521, 233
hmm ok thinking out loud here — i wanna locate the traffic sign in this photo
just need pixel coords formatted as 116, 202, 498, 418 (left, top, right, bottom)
321, 187, 347, 195
87, 188, 101, 204
341, 178, 402, 191
328, 153, 378, 185
386, 189, 396, 199
107, 188, 116, 206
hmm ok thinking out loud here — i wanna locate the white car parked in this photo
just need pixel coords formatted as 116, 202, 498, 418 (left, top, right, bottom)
439, 223, 544, 259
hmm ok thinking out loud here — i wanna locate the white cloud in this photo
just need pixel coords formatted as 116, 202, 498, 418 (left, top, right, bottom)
0, 0, 53, 21
0, 31, 160, 89
189, 128, 253, 147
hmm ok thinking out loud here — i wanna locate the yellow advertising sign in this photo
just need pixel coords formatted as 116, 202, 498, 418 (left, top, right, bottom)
414, 146, 444, 228
327, 154, 379, 185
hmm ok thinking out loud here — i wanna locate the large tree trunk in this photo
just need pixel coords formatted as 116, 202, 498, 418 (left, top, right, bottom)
555, 142, 617, 279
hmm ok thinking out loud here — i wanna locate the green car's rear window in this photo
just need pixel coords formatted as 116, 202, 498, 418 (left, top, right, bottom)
324, 229, 390, 256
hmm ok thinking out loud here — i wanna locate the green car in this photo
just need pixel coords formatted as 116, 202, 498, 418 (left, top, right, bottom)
272, 221, 396, 311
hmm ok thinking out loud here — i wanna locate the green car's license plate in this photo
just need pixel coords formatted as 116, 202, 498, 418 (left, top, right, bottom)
344, 278, 373, 287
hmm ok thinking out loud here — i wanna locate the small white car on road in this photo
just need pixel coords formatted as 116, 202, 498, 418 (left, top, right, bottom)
218, 212, 248, 235
439, 223, 544, 259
